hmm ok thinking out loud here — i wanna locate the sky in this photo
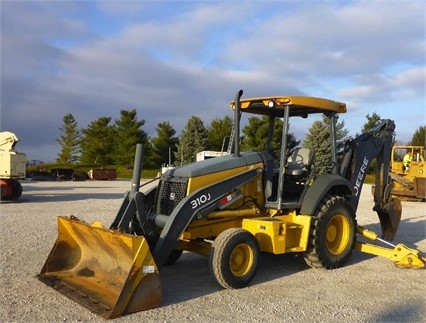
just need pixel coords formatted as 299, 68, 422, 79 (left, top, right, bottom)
1, 0, 425, 163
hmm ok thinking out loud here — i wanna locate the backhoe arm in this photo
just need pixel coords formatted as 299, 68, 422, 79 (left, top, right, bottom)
340, 119, 401, 240
355, 225, 425, 268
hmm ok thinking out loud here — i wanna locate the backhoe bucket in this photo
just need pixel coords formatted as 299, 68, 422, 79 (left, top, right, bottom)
38, 216, 161, 319
376, 197, 402, 241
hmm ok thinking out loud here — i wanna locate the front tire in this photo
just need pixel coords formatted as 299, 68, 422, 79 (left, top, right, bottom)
304, 195, 356, 269
209, 228, 260, 289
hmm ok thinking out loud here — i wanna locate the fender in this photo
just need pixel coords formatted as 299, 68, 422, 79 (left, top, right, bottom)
300, 174, 354, 215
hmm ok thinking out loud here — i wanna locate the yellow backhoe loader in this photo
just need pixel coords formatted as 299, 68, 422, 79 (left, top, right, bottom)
38, 90, 425, 319
389, 145, 425, 201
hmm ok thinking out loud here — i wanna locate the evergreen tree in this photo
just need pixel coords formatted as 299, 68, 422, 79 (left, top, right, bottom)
112, 109, 150, 167
360, 112, 382, 174
150, 121, 179, 167
56, 113, 80, 164
241, 116, 268, 151
361, 112, 381, 133
80, 117, 114, 166
303, 115, 349, 175
409, 125, 425, 147
207, 115, 233, 152
175, 116, 207, 165
241, 115, 299, 153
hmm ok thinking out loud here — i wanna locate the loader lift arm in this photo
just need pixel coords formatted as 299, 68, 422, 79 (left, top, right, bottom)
151, 167, 259, 268
110, 144, 261, 269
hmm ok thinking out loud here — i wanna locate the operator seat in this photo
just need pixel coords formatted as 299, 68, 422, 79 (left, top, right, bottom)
285, 148, 315, 178
267, 148, 315, 203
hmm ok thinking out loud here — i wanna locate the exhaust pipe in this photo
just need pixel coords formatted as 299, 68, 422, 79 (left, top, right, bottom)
233, 89, 243, 157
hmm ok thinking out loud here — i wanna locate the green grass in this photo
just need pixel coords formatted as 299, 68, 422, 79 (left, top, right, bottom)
27, 164, 160, 179
365, 174, 375, 184
114, 166, 160, 179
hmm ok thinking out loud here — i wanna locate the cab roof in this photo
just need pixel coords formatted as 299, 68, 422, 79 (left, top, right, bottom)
230, 96, 346, 118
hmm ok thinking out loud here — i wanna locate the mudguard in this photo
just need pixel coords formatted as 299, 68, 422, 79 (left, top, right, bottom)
300, 174, 353, 215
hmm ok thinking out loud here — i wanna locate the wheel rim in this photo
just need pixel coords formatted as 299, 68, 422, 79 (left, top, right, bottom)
229, 243, 254, 277
326, 214, 350, 255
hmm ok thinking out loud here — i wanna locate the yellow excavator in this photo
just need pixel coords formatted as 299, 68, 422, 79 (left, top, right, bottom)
38, 90, 425, 319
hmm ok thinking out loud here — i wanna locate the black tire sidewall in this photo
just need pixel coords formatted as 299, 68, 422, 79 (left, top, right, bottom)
11, 181, 23, 200
310, 196, 356, 268
209, 228, 259, 289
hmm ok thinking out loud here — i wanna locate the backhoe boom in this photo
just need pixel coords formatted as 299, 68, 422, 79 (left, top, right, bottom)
340, 119, 401, 240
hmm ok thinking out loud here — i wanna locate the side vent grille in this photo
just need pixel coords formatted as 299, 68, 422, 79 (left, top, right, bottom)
155, 179, 187, 216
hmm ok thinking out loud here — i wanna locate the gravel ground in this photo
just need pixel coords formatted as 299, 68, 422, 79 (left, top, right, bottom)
1, 179, 425, 323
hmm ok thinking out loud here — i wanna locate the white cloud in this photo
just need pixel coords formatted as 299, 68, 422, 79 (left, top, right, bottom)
1, 0, 424, 161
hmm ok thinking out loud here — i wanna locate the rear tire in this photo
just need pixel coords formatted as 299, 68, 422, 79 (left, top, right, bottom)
304, 195, 356, 269
209, 228, 259, 289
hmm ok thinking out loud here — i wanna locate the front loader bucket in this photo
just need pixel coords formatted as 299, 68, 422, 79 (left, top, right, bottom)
376, 197, 402, 241
38, 216, 161, 319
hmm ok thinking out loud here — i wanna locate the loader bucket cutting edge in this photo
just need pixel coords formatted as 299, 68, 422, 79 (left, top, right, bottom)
377, 197, 402, 241
38, 216, 162, 319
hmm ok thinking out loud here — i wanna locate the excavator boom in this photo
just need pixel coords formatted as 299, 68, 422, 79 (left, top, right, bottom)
340, 119, 401, 240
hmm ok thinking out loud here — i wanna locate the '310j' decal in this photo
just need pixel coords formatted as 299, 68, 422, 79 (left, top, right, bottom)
190, 193, 211, 209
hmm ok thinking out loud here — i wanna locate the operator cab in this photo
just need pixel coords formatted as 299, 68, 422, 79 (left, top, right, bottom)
229, 93, 346, 210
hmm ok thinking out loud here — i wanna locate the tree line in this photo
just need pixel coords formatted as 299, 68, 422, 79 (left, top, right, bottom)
56, 109, 425, 173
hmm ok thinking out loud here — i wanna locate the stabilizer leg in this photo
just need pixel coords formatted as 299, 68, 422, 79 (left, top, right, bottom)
354, 225, 425, 269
